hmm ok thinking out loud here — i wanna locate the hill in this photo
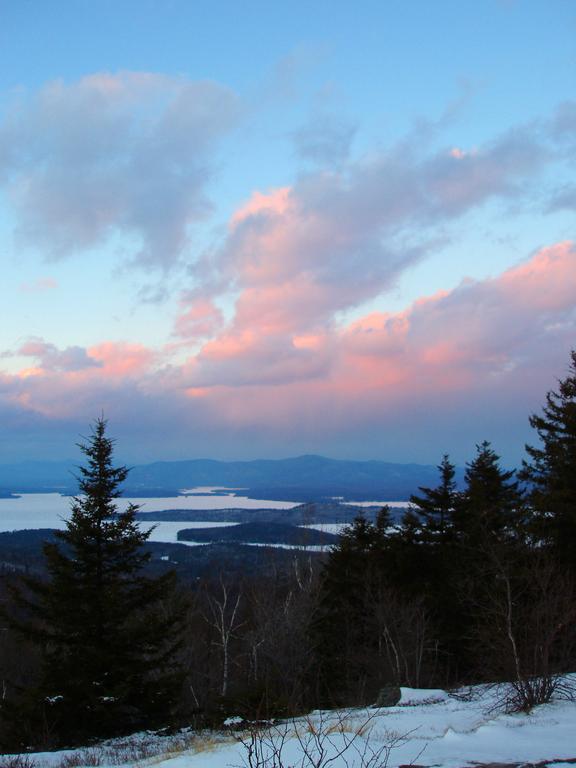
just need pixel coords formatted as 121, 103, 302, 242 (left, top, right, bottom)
176, 521, 340, 546
0, 529, 325, 582
134, 500, 391, 524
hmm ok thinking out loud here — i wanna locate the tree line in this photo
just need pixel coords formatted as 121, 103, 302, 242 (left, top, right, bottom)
1, 351, 575, 750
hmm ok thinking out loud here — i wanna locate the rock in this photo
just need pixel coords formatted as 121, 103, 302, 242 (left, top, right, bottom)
374, 685, 401, 707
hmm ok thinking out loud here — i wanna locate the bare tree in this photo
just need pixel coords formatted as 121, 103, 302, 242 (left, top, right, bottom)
204, 576, 245, 698
467, 542, 576, 711
369, 586, 433, 689
240, 557, 320, 716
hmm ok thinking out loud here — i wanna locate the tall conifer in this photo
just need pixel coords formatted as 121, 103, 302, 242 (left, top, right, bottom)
6, 418, 183, 747
455, 441, 522, 539
520, 350, 576, 564
409, 454, 457, 542
311, 509, 393, 704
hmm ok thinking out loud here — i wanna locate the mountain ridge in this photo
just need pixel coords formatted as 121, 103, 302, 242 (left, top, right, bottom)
0, 454, 465, 500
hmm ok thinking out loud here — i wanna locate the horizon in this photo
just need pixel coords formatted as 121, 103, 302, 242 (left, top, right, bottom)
0, 449, 513, 474
1, 1, 575, 466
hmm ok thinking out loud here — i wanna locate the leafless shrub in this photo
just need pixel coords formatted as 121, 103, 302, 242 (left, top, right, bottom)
446, 685, 484, 703
232, 709, 415, 768
57, 750, 102, 768
0, 756, 37, 768
500, 675, 576, 714
36, 730, 199, 768
397, 696, 445, 708
106, 731, 198, 764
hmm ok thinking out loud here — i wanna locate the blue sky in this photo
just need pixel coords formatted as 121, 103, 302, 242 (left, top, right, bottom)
0, 0, 575, 465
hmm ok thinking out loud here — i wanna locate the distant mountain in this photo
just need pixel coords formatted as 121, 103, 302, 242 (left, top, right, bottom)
0, 461, 77, 493
0, 454, 464, 500
126, 455, 464, 500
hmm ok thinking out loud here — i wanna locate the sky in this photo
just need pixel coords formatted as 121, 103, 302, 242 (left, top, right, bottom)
0, 0, 575, 466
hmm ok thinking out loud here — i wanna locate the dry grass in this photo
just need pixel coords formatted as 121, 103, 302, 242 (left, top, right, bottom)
1, 730, 203, 768
0, 757, 38, 768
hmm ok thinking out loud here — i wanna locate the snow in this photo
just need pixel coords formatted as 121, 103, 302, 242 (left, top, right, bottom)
301, 523, 348, 534
18, 677, 576, 768
399, 686, 448, 704
144, 521, 239, 545
180, 487, 246, 494
222, 716, 244, 726
343, 500, 412, 508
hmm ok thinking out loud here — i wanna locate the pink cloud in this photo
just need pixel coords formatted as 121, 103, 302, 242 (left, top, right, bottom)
88, 342, 156, 377
171, 124, 548, 397
498, 241, 576, 311
2, 235, 575, 463
193, 329, 331, 387
16, 338, 100, 373
340, 242, 576, 384
170, 240, 576, 418
173, 298, 224, 340
230, 187, 291, 226
11, 338, 155, 384
10, 242, 576, 409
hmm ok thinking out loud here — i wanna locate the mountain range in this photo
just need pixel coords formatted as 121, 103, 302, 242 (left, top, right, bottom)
0, 454, 464, 501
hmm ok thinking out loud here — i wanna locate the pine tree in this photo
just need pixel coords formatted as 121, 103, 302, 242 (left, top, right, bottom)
6, 419, 184, 747
520, 350, 576, 565
409, 454, 458, 542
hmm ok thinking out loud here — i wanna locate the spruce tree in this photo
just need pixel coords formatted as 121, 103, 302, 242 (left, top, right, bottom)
7, 418, 184, 747
445, 443, 523, 680
520, 350, 576, 565
455, 441, 522, 540
409, 454, 457, 542
311, 509, 393, 705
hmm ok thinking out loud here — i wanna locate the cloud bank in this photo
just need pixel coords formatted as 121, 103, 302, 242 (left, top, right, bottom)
1, 84, 574, 463
2, 241, 574, 463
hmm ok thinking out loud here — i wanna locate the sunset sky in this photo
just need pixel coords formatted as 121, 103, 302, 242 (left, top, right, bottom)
1, 0, 575, 465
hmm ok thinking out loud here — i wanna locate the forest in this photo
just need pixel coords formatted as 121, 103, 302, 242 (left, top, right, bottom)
0, 350, 575, 752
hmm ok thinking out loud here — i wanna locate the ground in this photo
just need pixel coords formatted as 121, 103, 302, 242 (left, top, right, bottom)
9, 677, 576, 768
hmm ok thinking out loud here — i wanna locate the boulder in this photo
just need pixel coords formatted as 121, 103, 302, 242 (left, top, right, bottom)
374, 685, 401, 707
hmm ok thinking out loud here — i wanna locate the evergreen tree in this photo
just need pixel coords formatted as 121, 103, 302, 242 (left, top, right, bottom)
520, 350, 576, 565
455, 441, 522, 540
6, 419, 184, 747
399, 456, 466, 680
311, 509, 393, 705
398, 508, 423, 545
409, 454, 458, 542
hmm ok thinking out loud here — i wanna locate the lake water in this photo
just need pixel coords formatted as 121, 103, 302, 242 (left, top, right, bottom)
0, 490, 295, 545
0, 491, 409, 545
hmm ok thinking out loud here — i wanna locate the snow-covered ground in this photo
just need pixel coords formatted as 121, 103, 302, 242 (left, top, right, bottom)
301, 523, 349, 534
343, 501, 412, 508
17, 678, 576, 768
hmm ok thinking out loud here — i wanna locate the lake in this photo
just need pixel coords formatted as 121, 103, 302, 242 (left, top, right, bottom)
0, 490, 410, 545
0, 490, 296, 545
